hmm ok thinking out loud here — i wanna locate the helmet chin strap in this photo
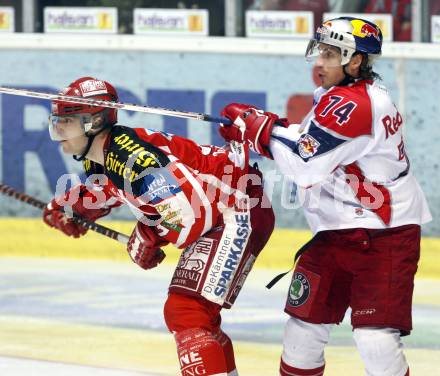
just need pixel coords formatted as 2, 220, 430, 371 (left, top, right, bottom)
73, 134, 95, 162
73, 125, 110, 161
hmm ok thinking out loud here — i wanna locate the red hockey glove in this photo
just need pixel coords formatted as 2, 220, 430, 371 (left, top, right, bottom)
220, 103, 286, 158
43, 185, 111, 238
127, 223, 167, 270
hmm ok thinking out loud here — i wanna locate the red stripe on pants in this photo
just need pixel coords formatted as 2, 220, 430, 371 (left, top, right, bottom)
280, 358, 325, 376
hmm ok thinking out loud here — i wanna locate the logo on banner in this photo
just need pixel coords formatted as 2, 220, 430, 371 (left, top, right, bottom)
188, 15, 203, 32
98, 12, 112, 29
288, 271, 310, 307
0, 9, 13, 31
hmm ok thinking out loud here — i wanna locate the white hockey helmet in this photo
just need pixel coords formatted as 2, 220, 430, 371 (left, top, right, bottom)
305, 17, 383, 66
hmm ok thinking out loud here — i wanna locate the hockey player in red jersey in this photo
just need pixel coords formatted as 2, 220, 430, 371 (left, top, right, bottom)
219, 17, 431, 376
43, 76, 275, 376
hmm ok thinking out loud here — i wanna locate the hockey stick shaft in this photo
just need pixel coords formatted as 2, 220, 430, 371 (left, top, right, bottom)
0, 183, 129, 244
0, 86, 232, 125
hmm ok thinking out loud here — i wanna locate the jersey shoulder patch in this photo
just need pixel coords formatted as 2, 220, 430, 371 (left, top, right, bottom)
272, 120, 347, 162
314, 81, 373, 138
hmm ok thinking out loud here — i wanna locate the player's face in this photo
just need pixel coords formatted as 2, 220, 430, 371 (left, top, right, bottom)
48, 115, 88, 155
49, 115, 85, 140
59, 134, 88, 155
312, 44, 345, 89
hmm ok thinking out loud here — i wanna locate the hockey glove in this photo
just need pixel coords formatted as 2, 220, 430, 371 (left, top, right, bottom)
220, 103, 288, 159
127, 223, 167, 270
43, 185, 111, 238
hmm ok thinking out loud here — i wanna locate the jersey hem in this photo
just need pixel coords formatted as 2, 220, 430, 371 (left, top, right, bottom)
310, 218, 430, 235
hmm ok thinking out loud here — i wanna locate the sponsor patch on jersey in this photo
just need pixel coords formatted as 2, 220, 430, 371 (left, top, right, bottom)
287, 271, 310, 307
154, 200, 183, 232
355, 207, 365, 217
200, 212, 251, 306
140, 169, 182, 204
79, 79, 108, 97
353, 308, 376, 316
171, 237, 216, 291
298, 134, 320, 159
105, 126, 170, 196
105, 151, 139, 183
161, 220, 183, 233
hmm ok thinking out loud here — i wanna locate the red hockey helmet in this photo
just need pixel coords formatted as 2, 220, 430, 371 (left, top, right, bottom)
50, 77, 118, 135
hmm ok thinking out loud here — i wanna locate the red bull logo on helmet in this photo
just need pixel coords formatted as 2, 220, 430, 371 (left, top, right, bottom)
361, 23, 380, 40
316, 21, 331, 41
351, 19, 380, 41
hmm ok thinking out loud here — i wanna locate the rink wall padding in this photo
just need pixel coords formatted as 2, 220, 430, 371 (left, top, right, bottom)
0, 37, 438, 236
0, 218, 439, 278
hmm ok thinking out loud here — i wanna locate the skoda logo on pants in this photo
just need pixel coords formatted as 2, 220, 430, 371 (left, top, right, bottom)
288, 271, 310, 307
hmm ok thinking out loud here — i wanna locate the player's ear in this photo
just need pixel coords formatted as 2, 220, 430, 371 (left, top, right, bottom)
349, 53, 363, 71
346, 53, 363, 78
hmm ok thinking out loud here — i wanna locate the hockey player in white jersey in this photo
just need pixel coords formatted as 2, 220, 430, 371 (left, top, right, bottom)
218, 17, 431, 376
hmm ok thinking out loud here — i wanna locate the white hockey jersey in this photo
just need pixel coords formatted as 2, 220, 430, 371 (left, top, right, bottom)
269, 79, 432, 234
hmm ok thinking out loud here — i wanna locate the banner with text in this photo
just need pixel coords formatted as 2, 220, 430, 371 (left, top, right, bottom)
246, 11, 313, 39
44, 7, 117, 34
133, 8, 208, 36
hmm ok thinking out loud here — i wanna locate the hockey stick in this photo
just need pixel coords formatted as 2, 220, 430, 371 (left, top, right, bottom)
0, 86, 232, 125
0, 183, 129, 244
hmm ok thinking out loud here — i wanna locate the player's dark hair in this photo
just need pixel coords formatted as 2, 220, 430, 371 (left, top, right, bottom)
358, 53, 382, 81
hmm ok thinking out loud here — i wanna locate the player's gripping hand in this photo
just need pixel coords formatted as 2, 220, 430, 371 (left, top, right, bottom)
127, 223, 167, 270
43, 185, 111, 238
220, 103, 287, 158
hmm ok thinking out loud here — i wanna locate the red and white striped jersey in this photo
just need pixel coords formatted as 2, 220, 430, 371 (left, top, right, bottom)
269, 79, 431, 233
83, 125, 250, 248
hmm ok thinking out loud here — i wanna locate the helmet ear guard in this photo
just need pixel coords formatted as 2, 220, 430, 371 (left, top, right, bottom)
86, 110, 112, 135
